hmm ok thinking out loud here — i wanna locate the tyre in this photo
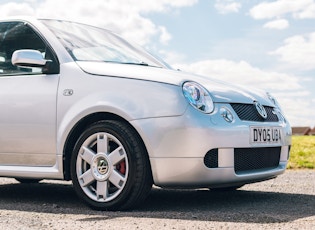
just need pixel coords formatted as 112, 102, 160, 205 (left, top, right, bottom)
71, 120, 152, 210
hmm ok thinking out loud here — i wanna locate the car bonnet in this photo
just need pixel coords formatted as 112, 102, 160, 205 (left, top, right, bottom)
76, 61, 273, 106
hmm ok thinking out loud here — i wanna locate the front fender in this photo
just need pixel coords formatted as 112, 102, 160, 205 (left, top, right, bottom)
56, 62, 188, 155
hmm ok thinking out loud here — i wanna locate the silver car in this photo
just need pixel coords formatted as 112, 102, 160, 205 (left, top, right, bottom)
0, 17, 291, 210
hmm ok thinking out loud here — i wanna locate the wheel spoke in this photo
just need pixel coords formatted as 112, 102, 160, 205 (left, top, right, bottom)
96, 181, 108, 200
80, 147, 95, 164
109, 170, 125, 189
109, 146, 125, 165
79, 169, 94, 187
97, 133, 108, 153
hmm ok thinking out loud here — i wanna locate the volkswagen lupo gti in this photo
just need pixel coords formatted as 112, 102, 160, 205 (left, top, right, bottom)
0, 17, 291, 210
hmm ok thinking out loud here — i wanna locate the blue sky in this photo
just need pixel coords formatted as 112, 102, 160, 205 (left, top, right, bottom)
1, 0, 315, 127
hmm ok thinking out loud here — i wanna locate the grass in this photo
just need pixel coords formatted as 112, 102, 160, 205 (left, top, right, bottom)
287, 136, 315, 169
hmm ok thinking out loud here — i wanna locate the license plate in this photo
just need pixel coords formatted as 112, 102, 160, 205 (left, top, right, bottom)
250, 126, 282, 144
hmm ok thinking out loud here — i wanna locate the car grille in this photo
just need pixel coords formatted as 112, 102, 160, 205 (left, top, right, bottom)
234, 147, 281, 174
230, 103, 279, 122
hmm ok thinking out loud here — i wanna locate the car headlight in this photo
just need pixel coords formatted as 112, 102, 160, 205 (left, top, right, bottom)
182, 81, 214, 113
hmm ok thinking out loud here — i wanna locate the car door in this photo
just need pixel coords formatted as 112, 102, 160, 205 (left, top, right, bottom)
0, 21, 60, 166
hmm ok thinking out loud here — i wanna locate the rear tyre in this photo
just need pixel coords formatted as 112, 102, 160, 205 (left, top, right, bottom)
71, 120, 152, 210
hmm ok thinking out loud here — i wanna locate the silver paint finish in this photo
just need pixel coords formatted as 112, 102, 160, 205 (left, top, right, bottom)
77, 61, 273, 105
11, 49, 47, 66
0, 74, 59, 166
76, 132, 129, 202
0, 17, 291, 189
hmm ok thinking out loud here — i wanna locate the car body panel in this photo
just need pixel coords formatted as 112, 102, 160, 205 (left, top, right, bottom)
0, 73, 59, 166
77, 61, 272, 105
130, 105, 291, 187
131, 105, 291, 159
55, 62, 188, 157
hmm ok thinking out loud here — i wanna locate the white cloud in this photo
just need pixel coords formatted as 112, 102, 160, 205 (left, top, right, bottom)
215, 0, 241, 14
263, 19, 289, 30
276, 96, 315, 127
175, 59, 301, 91
295, 2, 315, 18
1, 0, 197, 46
159, 50, 187, 65
0, 2, 35, 16
127, 0, 198, 13
270, 32, 315, 70
158, 26, 172, 44
249, 0, 314, 20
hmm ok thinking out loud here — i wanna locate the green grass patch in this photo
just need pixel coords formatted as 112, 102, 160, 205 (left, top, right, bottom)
287, 136, 315, 169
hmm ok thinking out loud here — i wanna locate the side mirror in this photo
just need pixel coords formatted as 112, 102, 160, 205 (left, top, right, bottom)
11, 49, 47, 67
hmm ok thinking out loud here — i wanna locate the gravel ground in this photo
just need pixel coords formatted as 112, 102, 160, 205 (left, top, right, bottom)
0, 170, 314, 230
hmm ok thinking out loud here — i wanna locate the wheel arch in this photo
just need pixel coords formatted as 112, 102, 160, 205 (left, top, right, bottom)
62, 112, 152, 181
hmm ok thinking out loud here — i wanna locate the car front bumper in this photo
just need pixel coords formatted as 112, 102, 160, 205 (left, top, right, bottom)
131, 103, 291, 188
149, 148, 288, 188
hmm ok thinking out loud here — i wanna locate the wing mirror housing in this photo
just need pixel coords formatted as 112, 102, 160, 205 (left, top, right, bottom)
12, 49, 47, 67
11, 49, 59, 74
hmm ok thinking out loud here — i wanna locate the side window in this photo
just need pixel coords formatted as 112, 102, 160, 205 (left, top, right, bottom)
0, 22, 57, 75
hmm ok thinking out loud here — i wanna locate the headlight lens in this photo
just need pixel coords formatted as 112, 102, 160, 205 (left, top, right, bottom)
182, 82, 214, 113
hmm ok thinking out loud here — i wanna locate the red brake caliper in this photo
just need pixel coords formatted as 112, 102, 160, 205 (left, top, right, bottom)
117, 161, 126, 175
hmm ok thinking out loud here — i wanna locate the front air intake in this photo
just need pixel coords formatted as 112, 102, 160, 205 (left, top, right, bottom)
204, 149, 218, 168
234, 147, 281, 173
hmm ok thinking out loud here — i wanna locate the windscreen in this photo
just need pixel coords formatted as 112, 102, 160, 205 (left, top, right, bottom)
41, 19, 171, 69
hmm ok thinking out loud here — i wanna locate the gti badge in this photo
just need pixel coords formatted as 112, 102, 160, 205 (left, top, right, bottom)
254, 101, 267, 119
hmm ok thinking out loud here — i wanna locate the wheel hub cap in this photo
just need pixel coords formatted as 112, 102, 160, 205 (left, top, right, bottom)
97, 158, 109, 175
92, 154, 111, 181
